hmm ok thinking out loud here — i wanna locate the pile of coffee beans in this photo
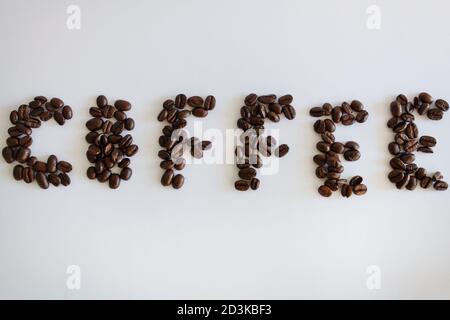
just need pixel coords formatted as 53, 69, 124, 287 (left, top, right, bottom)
234, 94, 296, 191
85, 95, 137, 189
387, 93, 448, 191
2, 96, 73, 189
157, 94, 215, 189
310, 100, 369, 197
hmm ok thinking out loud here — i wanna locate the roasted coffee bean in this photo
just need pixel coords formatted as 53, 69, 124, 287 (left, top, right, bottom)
118, 158, 130, 168
404, 140, 418, 153
274, 144, 289, 157
343, 150, 360, 161
120, 167, 132, 181
415, 167, 427, 180
175, 94, 187, 109
349, 176, 363, 186
33, 161, 47, 172
86, 118, 103, 131
419, 92, 433, 104
109, 174, 121, 189
204, 95, 216, 110
341, 184, 352, 198
235, 180, 250, 191
103, 105, 116, 118
10, 110, 19, 124
6, 137, 19, 147
48, 173, 61, 187
163, 99, 175, 110
96, 95, 108, 108
325, 179, 339, 191
322, 103, 333, 115
353, 184, 367, 195
36, 172, 49, 189
172, 174, 184, 189
406, 176, 417, 191
250, 178, 260, 190
258, 94, 276, 104
427, 108, 443, 120
174, 158, 186, 170
13, 164, 24, 180
396, 94, 408, 106
330, 142, 345, 154
111, 121, 125, 135
238, 167, 257, 180
316, 141, 330, 153
282, 105, 296, 120
125, 145, 138, 157
419, 135, 436, 147
56, 161, 72, 173
53, 111, 65, 125
356, 110, 369, 123
435, 99, 449, 112
124, 118, 135, 131
158, 150, 171, 160
47, 155, 57, 173
50, 97, 64, 109
318, 185, 332, 197
192, 107, 208, 117
278, 94, 293, 105
310, 107, 325, 117
418, 103, 429, 115
114, 100, 131, 111
434, 180, 448, 191
331, 107, 342, 123
341, 113, 355, 126
22, 167, 34, 183
161, 169, 174, 186
62, 106, 73, 120
400, 153, 415, 164
187, 96, 204, 108
59, 173, 70, 186
87, 167, 97, 179
420, 176, 433, 189
244, 94, 258, 106
390, 157, 405, 170
390, 101, 402, 117
432, 171, 443, 181
16, 147, 30, 163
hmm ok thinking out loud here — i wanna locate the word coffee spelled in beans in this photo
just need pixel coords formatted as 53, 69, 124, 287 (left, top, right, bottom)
387, 93, 448, 191
234, 93, 296, 191
157, 94, 215, 189
2, 96, 73, 189
310, 100, 369, 198
85, 95, 138, 189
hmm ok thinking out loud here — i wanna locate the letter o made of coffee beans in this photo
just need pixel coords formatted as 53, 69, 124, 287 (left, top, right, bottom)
2, 96, 73, 189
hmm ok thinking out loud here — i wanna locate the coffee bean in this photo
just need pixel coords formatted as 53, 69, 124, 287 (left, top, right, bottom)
13, 164, 23, 180
59, 173, 70, 186
2, 147, 14, 163
258, 95, 276, 104
114, 100, 131, 111
161, 169, 174, 186
235, 180, 250, 191
204, 95, 216, 110
318, 185, 332, 197
419, 92, 433, 104
433, 180, 448, 191
282, 105, 296, 120
172, 174, 184, 189
390, 101, 402, 117
56, 161, 72, 173
274, 144, 289, 157
36, 172, 49, 189
96, 95, 107, 108
310, 107, 325, 117
175, 94, 187, 109
349, 176, 363, 186
192, 108, 208, 117
48, 173, 61, 187
238, 167, 257, 180
343, 149, 360, 161
341, 184, 352, 198
278, 94, 293, 105
435, 99, 449, 112
244, 94, 258, 106
50, 97, 64, 109
419, 135, 436, 147
356, 110, 369, 123
187, 96, 204, 108
406, 176, 417, 190
86, 118, 103, 131
120, 167, 132, 181
62, 106, 73, 120
420, 176, 433, 189
353, 184, 367, 195
109, 174, 121, 189
427, 108, 443, 120
16, 147, 30, 163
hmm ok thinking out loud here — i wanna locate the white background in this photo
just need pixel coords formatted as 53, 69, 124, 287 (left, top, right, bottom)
1, 0, 450, 299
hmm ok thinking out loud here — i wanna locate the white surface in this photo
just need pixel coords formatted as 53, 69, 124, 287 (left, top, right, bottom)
1, 0, 450, 299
